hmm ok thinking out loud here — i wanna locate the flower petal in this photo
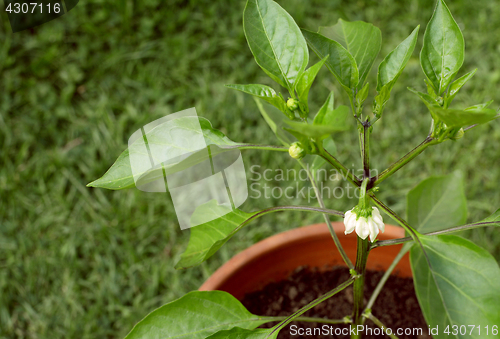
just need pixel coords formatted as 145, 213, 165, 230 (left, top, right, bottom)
345, 225, 355, 235
344, 210, 356, 234
367, 218, 380, 242
376, 219, 385, 233
355, 217, 369, 240
371, 207, 383, 223
371, 207, 385, 232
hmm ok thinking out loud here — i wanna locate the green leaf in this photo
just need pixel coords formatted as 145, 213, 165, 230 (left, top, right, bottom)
285, 106, 350, 141
408, 87, 440, 119
446, 68, 477, 105
432, 107, 497, 128
313, 92, 351, 133
322, 106, 350, 131
283, 122, 337, 140
226, 84, 286, 112
88, 148, 136, 190
465, 100, 494, 111
253, 99, 293, 146
375, 26, 419, 110
282, 127, 311, 147
124, 291, 271, 339
356, 82, 370, 108
410, 235, 500, 339
175, 201, 256, 269
407, 171, 467, 234
425, 79, 439, 99
296, 56, 328, 110
481, 208, 500, 223
408, 172, 500, 337
207, 328, 277, 339
420, 0, 465, 94
319, 19, 382, 88
243, 0, 308, 90
313, 91, 334, 125
377, 26, 419, 91
87, 118, 238, 190
302, 29, 359, 91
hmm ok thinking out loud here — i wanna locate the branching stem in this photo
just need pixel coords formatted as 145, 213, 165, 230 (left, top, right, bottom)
369, 194, 421, 242
361, 122, 370, 179
364, 313, 400, 339
371, 221, 500, 249
320, 150, 362, 187
265, 316, 349, 325
220, 144, 289, 152
371, 137, 437, 187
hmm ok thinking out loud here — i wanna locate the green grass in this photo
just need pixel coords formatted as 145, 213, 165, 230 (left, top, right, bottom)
1, 0, 499, 338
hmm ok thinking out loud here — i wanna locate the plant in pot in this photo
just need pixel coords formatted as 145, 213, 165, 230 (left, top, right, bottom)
88, 0, 500, 338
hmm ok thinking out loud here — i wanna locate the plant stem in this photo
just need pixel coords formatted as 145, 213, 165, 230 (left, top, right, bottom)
269, 276, 358, 336
252, 205, 345, 219
220, 144, 289, 152
369, 194, 421, 242
364, 313, 400, 339
320, 149, 362, 187
371, 137, 436, 187
351, 237, 370, 339
229, 205, 344, 236
369, 115, 380, 126
349, 91, 364, 125
300, 160, 355, 270
361, 123, 370, 179
364, 243, 411, 311
371, 221, 500, 249
369, 237, 415, 249
266, 316, 349, 325
358, 122, 364, 172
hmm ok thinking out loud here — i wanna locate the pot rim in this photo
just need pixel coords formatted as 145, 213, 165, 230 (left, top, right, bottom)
199, 222, 407, 293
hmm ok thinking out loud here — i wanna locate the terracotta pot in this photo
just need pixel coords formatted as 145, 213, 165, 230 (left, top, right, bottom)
199, 222, 410, 300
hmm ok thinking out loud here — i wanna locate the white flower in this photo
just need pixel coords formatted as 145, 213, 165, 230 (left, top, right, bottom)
344, 207, 385, 242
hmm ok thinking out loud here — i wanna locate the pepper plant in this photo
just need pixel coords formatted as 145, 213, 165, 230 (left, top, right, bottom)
88, 0, 500, 338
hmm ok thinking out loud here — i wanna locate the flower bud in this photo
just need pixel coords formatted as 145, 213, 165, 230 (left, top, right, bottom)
288, 142, 306, 160
287, 98, 299, 111
451, 128, 464, 140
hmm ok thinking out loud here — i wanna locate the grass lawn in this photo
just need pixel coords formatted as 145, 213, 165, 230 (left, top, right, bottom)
1, 0, 499, 338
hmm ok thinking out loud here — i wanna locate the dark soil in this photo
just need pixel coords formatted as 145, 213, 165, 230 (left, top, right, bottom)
241, 266, 431, 339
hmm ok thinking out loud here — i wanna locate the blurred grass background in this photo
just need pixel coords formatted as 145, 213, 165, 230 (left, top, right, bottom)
0, 0, 499, 338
